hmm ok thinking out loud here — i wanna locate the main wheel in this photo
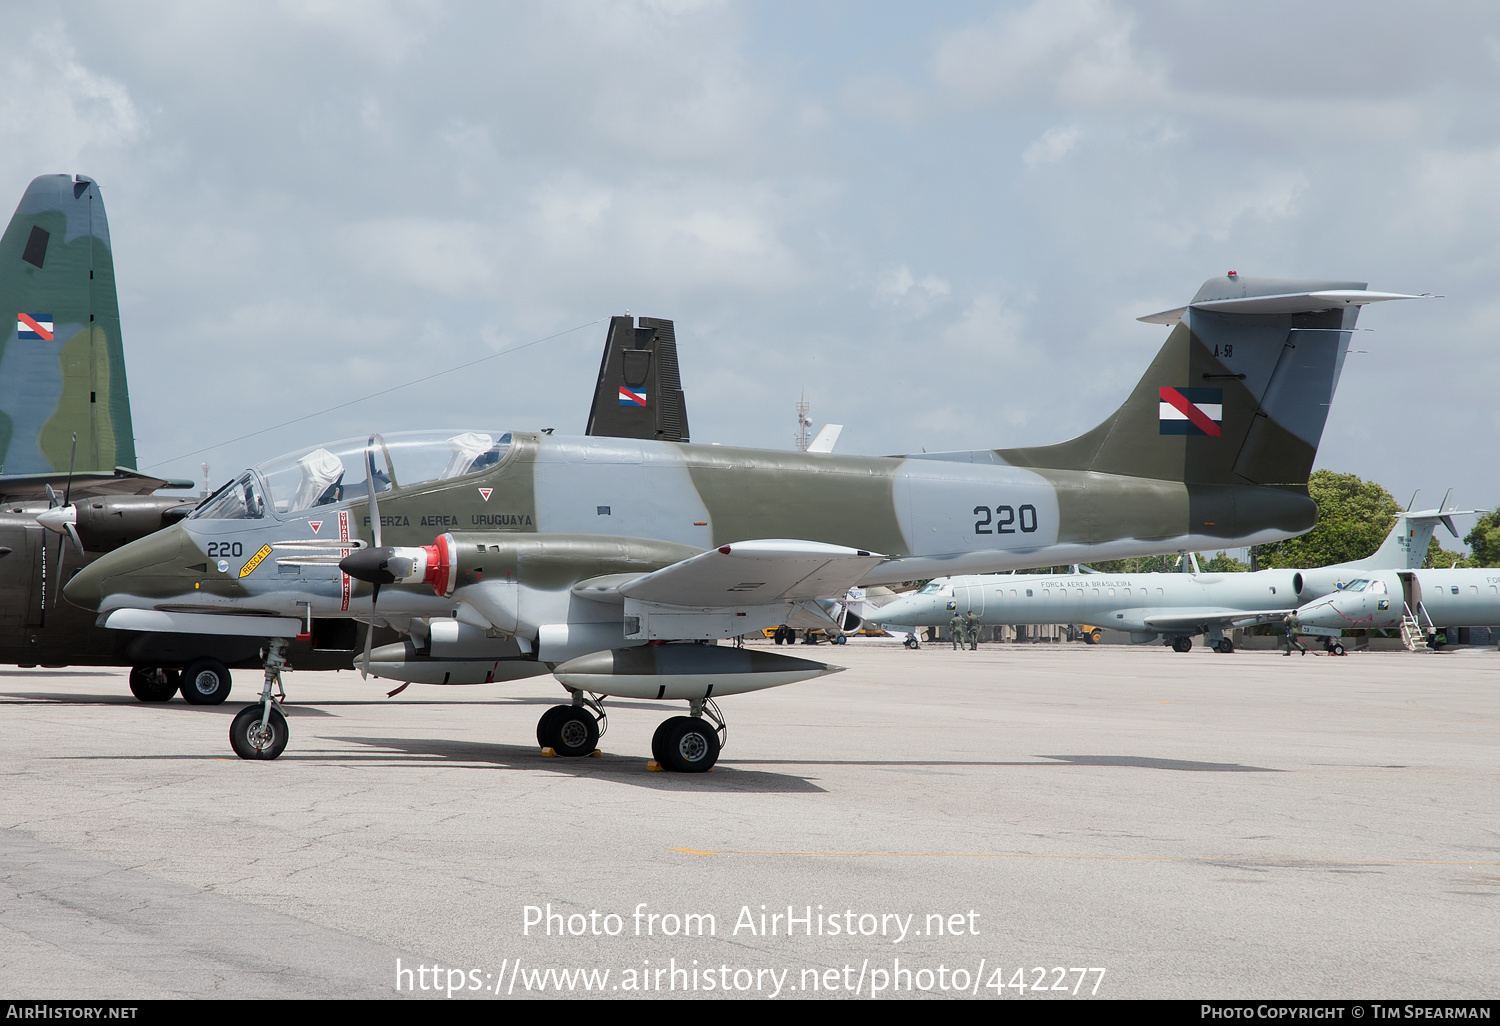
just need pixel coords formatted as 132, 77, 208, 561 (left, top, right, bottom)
128, 666, 178, 703
181, 658, 232, 705
536, 705, 571, 749
904, 637, 920, 650
657, 717, 721, 773
1171, 636, 1192, 653
552, 707, 600, 758
229, 705, 288, 760
652, 716, 693, 763
1331, 642, 1346, 656
1215, 638, 1235, 654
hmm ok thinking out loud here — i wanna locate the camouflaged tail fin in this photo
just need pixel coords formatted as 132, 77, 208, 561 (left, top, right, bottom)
0, 174, 136, 477
999, 276, 1366, 491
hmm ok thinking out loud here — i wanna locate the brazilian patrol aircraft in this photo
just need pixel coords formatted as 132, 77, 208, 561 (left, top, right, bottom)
1293, 565, 1500, 647
66, 274, 1426, 770
875, 498, 1480, 654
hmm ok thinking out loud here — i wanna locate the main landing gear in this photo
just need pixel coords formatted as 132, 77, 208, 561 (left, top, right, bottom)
128, 661, 233, 704
128, 666, 180, 703
229, 638, 289, 760
1170, 636, 1193, 653
651, 699, 725, 773
533, 694, 727, 772
537, 693, 606, 758
1210, 637, 1235, 654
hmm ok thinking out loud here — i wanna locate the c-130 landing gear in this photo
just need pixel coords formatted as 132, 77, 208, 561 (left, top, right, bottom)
229, 638, 290, 760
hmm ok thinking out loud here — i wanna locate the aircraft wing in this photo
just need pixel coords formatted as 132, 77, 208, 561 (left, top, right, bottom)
616, 539, 885, 607
1139, 608, 1290, 630
0, 468, 195, 503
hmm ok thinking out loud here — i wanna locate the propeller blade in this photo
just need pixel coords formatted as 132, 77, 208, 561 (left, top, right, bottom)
45, 484, 59, 508
365, 435, 382, 549
50, 534, 65, 608
64, 523, 83, 555
361, 582, 381, 679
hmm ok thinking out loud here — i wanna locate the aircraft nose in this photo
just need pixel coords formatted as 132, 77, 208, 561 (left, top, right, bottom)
63, 523, 189, 611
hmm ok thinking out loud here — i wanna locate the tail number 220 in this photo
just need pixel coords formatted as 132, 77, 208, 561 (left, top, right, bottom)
974, 504, 1038, 535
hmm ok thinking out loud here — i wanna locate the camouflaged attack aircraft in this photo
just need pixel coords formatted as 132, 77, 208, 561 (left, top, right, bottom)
65, 274, 1427, 770
875, 497, 1480, 655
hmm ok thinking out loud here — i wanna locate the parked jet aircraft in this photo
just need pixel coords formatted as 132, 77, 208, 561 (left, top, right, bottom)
875, 499, 1480, 653
66, 274, 1425, 769
1294, 566, 1500, 647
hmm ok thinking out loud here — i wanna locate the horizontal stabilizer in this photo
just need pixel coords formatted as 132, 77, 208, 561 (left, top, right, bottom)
1140, 289, 1427, 325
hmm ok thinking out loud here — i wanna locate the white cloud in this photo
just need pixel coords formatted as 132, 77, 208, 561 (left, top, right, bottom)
1023, 125, 1081, 165
0, 25, 141, 176
874, 265, 952, 314
342, 218, 497, 298
932, 0, 1165, 108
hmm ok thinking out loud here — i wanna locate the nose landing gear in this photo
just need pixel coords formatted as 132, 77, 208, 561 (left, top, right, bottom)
230, 638, 289, 760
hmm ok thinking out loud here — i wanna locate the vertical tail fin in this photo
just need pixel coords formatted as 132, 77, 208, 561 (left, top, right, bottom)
999, 276, 1424, 490
0, 174, 135, 476
1345, 495, 1487, 571
584, 314, 690, 443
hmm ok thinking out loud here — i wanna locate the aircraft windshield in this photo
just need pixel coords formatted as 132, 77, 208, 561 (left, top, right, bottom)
1342, 579, 1371, 592
917, 580, 951, 595
194, 472, 267, 520
190, 430, 513, 521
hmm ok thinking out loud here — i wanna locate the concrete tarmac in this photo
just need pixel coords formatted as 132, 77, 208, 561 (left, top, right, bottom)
0, 640, 1495, 1000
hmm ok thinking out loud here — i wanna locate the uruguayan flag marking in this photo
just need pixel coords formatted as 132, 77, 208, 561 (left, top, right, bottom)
16, 313, 53, 341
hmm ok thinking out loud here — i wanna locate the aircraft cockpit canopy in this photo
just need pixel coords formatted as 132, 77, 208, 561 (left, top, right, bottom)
1338, 578, 1386, 594
917, 579, 953, 596
191, 430, 514, 521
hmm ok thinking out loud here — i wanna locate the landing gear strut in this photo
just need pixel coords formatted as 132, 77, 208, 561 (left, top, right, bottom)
651, 698, 725, 773
229, 638, 289, 760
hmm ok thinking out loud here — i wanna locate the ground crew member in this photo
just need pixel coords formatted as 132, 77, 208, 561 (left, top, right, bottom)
949, 612, 965, 650
964, 610, 980, 651
1282, 612, 1307, 656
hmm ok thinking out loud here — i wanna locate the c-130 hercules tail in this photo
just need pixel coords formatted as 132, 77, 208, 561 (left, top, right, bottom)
66, 275, 1425, 768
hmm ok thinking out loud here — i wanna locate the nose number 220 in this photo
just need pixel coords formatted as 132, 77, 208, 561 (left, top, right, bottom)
973, 504, 1039, 535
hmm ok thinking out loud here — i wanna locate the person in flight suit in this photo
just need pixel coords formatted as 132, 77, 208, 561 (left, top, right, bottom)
950, 611, 966, 650
964, 610, 980, 651
1282, 612, 1308, 656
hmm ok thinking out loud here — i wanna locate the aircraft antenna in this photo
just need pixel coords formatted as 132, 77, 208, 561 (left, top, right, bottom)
795, 390, 812, 451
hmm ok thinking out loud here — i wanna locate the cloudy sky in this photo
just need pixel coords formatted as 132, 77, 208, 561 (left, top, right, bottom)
3, 1, 1497, 531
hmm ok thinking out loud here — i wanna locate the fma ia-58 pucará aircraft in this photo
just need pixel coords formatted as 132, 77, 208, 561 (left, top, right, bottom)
66, 275, 1424, 770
